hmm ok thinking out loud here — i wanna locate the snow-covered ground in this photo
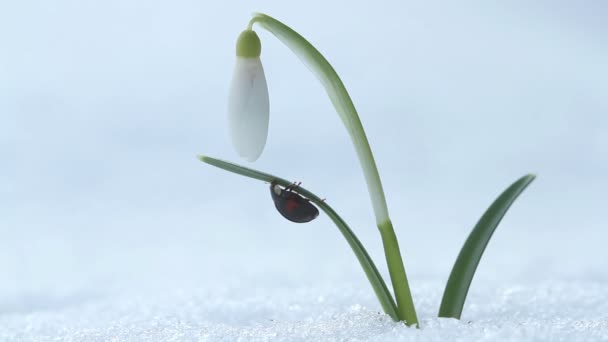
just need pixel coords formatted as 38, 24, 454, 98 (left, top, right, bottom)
2, 204, 608, 341
2, 1, 607, 341
3, 281, 608, 341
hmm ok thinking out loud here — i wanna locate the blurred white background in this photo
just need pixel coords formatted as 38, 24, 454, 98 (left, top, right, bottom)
1, 0, 607, 336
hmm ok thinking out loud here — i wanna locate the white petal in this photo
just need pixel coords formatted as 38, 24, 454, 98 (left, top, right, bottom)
228, 57, 270, 162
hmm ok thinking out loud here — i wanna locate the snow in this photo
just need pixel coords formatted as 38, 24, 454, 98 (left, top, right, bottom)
2, 207, 608, 341
3, 281, 608, 341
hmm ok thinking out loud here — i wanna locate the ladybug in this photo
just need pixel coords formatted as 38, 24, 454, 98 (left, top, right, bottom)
270, 181, 319, 223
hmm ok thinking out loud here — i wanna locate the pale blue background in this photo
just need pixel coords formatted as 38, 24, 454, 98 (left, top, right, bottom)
1, 0, 607, 328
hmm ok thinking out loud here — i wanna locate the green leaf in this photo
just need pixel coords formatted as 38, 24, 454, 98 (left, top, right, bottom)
438, 174, 536, 319
199, 155, 400, 321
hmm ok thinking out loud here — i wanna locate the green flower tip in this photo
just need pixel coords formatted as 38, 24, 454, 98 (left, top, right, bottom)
236, 30, 261, 58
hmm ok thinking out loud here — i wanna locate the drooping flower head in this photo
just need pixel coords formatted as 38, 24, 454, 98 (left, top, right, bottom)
228, 29, 269, 162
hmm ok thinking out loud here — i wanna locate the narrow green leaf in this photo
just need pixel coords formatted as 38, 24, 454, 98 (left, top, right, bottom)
438, 174, 536, 319
199, 155, 400, 321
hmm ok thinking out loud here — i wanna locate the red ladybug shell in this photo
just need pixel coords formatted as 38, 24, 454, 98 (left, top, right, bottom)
270, 182, 319, 223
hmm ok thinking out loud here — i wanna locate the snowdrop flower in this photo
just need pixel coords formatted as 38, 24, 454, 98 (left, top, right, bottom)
228, 29, 269, 162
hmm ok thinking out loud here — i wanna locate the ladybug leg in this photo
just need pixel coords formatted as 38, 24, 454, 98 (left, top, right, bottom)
286, 181, 302, 192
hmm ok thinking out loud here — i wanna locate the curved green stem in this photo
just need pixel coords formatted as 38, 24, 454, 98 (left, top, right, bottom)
247, 13, 418, 325
199, 155, 400, 321
248, 13, 387, 225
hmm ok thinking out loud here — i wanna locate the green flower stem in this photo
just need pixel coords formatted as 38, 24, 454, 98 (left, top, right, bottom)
199, 155, 400, 321
247, 13, 389, 224
380, 221, 418, 326
247, 13, 418, 325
